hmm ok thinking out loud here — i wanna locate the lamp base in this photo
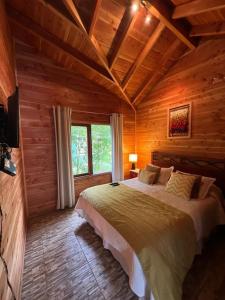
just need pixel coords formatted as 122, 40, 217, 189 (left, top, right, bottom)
131, 163, 136, 170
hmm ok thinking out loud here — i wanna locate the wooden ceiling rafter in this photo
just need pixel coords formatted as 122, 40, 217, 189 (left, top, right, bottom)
62, 0, 87, 32
145, 0, 198, 50
39, 0, 77, 29
7, 6, 113, 83
133, 38, 181, 106
173, 0, 225, 19
190, 22, 225, 37
63, 0, 135, 110
108, 5, 139, 70
88, 0, 102, 37
122, 21, 165, 90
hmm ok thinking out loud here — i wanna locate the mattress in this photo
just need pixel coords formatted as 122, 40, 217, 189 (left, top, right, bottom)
76, 178, 225, 299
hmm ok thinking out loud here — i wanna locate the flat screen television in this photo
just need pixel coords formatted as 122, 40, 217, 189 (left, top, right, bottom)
6, 86, 19, 148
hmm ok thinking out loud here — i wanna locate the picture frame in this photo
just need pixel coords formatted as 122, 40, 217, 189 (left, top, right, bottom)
167, 102, 192, 139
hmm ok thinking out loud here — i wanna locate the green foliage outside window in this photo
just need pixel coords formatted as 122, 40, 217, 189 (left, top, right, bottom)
71, 126, 88, 175
91, 125, 112, 174
71, 124, 112, 176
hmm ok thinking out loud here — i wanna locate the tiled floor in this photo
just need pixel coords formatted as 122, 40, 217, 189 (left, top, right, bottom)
22, 210, 225, 300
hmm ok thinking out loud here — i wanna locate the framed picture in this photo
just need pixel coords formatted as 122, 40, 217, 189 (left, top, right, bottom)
167, 102, 191, 138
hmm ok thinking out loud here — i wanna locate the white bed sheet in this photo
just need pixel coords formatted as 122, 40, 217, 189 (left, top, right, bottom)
76, 178, 225, 299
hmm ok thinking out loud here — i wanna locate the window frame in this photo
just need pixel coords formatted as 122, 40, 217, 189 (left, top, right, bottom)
71, 123, 112, 178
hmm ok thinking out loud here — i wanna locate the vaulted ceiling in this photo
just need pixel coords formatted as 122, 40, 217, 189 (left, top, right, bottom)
6, 0, 225, 109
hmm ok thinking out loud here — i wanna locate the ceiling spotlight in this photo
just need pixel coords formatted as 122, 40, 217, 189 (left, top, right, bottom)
145, 14, 151, 24
131, 2, 139, 12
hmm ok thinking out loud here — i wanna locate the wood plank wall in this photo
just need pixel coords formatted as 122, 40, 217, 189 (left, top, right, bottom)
0, 149, 26, 300
0, 0, 16, 105
16, 40, 135, 217
136, 38, 225, 168
0, 2, 26, 299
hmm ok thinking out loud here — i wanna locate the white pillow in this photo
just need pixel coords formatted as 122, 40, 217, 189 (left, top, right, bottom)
158, 166, 174, 185
198, 176, 216, 199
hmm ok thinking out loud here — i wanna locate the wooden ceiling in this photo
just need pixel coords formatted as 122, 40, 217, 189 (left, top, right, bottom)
5, 0, 225, 109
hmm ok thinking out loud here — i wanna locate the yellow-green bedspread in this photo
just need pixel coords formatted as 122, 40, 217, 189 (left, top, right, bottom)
80, 183, 197, 300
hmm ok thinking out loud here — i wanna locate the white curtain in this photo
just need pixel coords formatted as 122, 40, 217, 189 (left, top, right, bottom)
110, 113, 124, 182
53, 106, 75, 209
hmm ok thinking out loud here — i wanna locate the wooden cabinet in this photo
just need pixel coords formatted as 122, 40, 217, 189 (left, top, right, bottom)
129, 169, 139, 178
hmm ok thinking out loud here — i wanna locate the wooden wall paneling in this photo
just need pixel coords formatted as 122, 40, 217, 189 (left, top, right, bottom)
72, 111, 110, 125
122, 21, 165, 90
63, 0, 135, 108
95, 0, 127, 58
7, 7, 113, 82
74, 173, 112, 200
172, 0, 225, 19
0, 0, 16, 104
16, 41, 135, 216
121, 101, 135, 179
187, 9, 225, 27
40, 0, 102, 64
7, 0, 194, 107
136, 38, 225, 169
107, 3, 139, 69
88, 0, 102, 37
0, 2, 26, 300
125, 67, 154, 99
144, 0, 198, 50
133, 38, 182, 105
190, 22, 225, 37
0, 150, 26, 299
8, 0, 131, 102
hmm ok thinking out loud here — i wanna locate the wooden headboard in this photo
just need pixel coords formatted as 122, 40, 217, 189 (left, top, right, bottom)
152, 152, 225, 196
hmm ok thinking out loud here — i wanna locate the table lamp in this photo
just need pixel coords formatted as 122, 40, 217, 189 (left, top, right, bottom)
129, 154, 137, 170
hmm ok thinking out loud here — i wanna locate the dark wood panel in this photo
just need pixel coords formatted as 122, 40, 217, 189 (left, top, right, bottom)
152, 151, 225, 196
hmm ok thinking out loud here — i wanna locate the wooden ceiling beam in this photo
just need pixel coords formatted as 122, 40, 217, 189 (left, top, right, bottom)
62, 0, 87, 32
40, 0, 77, 29
133, 39, 181, 106
173, 0, 225, 19
122, 21, 165, 90
108, 5, 139, 70
145, 0, 198, 50
63, 0, 135, 109
7, 6, 113, 82
88, 0, 102, 37
190, 22, 225, 37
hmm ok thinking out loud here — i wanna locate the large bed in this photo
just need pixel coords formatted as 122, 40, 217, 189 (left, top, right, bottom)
75, 152, 225, 300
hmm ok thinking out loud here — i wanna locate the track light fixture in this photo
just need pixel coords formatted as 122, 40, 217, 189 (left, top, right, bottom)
131, 0, 152, 25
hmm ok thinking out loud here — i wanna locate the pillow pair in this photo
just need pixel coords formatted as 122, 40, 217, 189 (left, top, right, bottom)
138, 164, 160, 185
138, 164, 174, 185
145, 164, 174, 185
166, 171, 216, 200
176, 171, 216, 199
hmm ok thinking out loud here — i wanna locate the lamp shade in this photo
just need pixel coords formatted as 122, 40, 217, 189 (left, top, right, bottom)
129, 154, 137, 163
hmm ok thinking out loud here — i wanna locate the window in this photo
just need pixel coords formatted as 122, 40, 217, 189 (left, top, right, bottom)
71, 124, 112, 176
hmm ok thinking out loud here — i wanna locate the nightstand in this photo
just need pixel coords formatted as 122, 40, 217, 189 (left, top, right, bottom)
130, 169, 140, 178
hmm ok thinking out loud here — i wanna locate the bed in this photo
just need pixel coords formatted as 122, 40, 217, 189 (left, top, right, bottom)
75, 152, 225, 300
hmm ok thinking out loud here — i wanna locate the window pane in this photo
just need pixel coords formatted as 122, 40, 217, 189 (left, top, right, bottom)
71, 126, 88, 175
91, 125, 112, 174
